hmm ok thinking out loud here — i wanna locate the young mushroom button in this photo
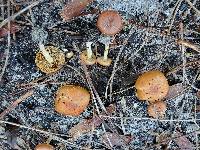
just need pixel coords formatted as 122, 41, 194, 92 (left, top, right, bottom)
135, 70, 169, 102
55, 85, 90, 116
97, 10, 123, 36
147, 101, 167, 118
35, 143, 54, 150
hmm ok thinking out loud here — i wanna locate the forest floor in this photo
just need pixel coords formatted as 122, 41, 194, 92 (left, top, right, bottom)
0, 0, 200, 149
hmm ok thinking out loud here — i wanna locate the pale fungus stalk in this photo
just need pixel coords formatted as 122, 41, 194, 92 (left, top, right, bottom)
80, 41, 96, 65
103, 43, 109, 60
39, 42, 54, 64
97, 42, 112, 66
86, 41, 93, 59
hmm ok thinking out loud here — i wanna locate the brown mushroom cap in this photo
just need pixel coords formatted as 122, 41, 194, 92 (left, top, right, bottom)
97, 57, 112, 66
55, 85, 90, 116
35, 46, 65, 74
35, 143, 54, 150
97, 10, 123, 36
80, 50, 96, 65
147, 101, 167, 118
135, 70, 169, 102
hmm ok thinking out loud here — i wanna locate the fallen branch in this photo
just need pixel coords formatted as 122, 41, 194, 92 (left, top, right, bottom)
0, 90, 34, 119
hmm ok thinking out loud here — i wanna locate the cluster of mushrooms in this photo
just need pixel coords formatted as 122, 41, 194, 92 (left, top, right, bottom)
33, 2, 170, 150
54, 71, 169, 118
135, 70, 169, 118
34, 70, 169, 149
35, 10, 123, 74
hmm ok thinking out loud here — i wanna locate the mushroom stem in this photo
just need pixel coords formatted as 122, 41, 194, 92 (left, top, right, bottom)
103, 44, 109, 60
39, 43, 54, 64
86, 42, 93, 59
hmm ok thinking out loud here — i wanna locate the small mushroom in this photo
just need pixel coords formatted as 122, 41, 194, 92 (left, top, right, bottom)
147, 101, 167, 118
35, 143, 54, 150
55, 85, 90, 116
66, 51, 74, 59
80, 42, 96, 65
35, 46, 65, 74
97, 43, 112, 66
31, 28, 53, 64
135, 70, 169, 102
97, 10, 123, 36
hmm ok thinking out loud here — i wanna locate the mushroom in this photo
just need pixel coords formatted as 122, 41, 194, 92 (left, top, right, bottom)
96, 10, 123, 66
35, 46, 65, 74
147, 101, 167, 118
60, 0, 93, 21
32, 28, 54, 65
80, 42, 96, 65
97, 10, 123, 36
97, 43, 112, 66
35, 143, 54, 150
38, 42, 54, 64
66, 51, 74, 59
55, 85, 90, 116
135, 70, 169, 102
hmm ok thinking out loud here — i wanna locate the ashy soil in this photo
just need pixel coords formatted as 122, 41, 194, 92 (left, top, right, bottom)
0, 0, 200, 149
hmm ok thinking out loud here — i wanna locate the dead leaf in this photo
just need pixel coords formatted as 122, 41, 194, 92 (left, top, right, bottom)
165, 83, 186, 100
101, 132, 132, 148
68, 104, 115, 141
0, 22, 21, 37
60, 0, 93, 21
68, 115, 102, 140
173, 132, 194, 150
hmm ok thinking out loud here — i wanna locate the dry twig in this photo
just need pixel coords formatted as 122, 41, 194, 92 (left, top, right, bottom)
177, 39, 200, 53
184, 0, 200, 15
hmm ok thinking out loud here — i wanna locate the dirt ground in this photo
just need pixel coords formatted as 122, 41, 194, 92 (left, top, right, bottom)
0, 0, 200, 149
